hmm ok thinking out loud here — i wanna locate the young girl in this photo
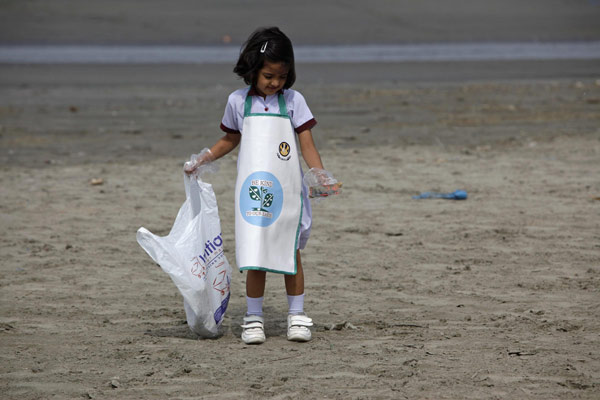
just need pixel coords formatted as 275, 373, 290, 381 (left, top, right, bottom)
185, 27, 333, 345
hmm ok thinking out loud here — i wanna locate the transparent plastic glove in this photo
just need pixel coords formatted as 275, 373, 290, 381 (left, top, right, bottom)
303, 168, 342, 198
183, 148, 218, 177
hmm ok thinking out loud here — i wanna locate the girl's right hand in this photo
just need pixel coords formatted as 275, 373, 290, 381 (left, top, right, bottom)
184, 148, 216, 175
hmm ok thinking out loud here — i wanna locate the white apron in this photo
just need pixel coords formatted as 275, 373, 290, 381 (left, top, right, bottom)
234, 93, 303, 275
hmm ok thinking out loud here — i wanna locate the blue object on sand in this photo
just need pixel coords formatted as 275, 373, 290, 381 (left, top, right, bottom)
412, 190, 468, 200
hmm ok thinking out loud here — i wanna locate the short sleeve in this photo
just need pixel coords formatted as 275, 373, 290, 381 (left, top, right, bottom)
286, 90, 317, 133
220, 92, 242, 134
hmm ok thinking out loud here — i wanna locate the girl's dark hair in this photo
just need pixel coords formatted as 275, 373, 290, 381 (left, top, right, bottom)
233, 27, 296, 89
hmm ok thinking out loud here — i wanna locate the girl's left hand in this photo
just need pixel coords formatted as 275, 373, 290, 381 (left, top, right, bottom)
303, 168, 342, 198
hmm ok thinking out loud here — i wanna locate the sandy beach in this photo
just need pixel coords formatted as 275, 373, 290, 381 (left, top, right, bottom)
2, 1, 600, 399
1, 66, 599, 398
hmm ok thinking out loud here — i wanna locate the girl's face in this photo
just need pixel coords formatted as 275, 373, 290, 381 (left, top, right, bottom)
255, 61, 289, 97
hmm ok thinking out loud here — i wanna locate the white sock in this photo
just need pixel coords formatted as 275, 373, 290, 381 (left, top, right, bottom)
287, 294, 305, 315
246, 296, 264, 317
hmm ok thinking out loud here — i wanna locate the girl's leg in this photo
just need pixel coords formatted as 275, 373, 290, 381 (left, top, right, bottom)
285, 250, 306, 315
246, 270, 267, 297
246, 270, 266, 316
284, 250, 304, 295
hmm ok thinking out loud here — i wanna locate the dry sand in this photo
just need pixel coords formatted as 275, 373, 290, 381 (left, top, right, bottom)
1, 64, 599, 399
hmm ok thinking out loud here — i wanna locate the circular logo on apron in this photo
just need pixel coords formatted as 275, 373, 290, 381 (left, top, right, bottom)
277, 141, 291, 161
239, 171, 284, 227
279, 142, 290, 156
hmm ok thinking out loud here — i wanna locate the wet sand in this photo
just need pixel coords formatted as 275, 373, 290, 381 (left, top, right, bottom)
2, 0, 599, 45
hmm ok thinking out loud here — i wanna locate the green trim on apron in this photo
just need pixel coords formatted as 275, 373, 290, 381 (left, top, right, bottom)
243, 92, 289, 118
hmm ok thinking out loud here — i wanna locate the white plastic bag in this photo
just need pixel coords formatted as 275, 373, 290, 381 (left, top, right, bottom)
137, 173, 232, 338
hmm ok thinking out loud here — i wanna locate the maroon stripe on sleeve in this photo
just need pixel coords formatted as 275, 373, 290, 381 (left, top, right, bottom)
295, 118, 317, 134
220, 123, 241, 134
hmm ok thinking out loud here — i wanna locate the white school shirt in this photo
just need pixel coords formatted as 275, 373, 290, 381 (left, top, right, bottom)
220, 87, 317, 134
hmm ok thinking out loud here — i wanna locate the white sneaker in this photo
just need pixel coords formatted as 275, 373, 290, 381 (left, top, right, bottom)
287, 314, 313, 342
241, 315, 266, 344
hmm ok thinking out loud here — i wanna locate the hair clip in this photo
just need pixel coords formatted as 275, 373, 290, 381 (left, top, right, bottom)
260, 41, 268, 53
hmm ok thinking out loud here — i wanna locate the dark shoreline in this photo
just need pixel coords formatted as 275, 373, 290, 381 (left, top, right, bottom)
2, 59, 600, 87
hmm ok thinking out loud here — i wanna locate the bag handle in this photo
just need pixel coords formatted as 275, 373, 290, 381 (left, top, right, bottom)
184, 173, 202, 217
